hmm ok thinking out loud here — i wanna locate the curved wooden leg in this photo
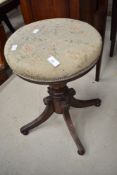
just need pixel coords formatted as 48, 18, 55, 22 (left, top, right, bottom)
70, 97, 101, 108
20, 104, 54, 135
63, 108, 85, 155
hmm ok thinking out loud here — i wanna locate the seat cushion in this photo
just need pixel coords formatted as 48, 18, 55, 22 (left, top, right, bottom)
0, 0, 7, 4
4, 18, 102, 83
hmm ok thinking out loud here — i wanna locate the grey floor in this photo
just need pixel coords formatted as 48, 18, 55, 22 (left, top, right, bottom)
0, 9, 117, 175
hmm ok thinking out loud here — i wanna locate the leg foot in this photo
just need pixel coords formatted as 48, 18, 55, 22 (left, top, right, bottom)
20, 129, 29, 135
63, 108, 85, 155
70, 97, 101, 108
20, 104, 54, 135
77, 149, 85, 155
94, 99, 101, 107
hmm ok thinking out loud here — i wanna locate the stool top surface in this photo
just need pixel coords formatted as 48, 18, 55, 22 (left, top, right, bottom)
0, 0, 7, 4
5, 18, 102, 84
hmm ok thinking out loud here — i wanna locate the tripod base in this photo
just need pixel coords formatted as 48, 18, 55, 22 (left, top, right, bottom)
20, 85, 101, 155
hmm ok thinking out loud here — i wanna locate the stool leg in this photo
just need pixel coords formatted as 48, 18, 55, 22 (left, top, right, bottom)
3, 14, 15, 33
110, 33, 117, 57
110, 0, 115, 41
70, 97, 101, 108
63, 108, 85, 155
95, 55, 102, 82
20, 104, 54, 135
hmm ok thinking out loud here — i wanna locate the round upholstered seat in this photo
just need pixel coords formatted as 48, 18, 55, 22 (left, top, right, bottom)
0, 0, 7, 4
4, 18, 102, 83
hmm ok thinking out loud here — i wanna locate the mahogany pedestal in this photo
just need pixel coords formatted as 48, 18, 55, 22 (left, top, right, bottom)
20, 84, 101, 155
